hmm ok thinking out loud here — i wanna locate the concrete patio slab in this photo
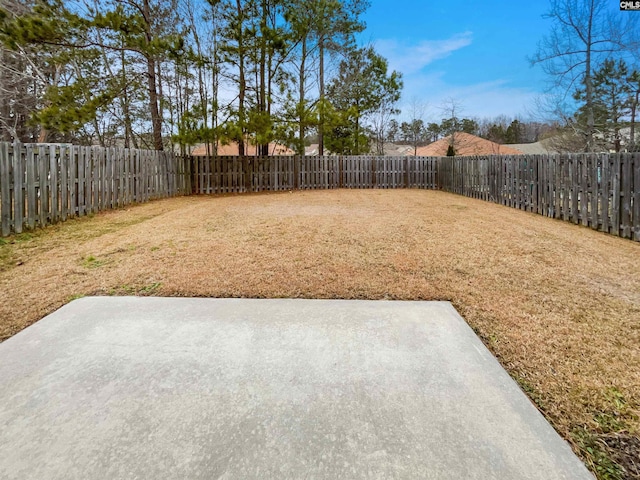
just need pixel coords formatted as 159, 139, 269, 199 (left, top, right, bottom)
0, 297, 592, 479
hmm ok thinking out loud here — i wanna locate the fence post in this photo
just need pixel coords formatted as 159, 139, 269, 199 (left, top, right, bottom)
459, 157, 464, 195
241, 156, 248, 192
633, 153, 640, 241
0, 142, 11, 236
13, 143, 24, 234
294, 155, 300, 190
371, 156, 377, 188
186, 154, 192, 194
404, 156, 409, 188
26, 145, 36, 229
611, 154, 621, 236
621, 153, 632, 238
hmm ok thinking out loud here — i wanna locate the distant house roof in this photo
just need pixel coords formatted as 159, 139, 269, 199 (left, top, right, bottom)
305, 144, 319, 156
304, 143, 415, 156
415, 133, 524, 156
508, 141, 559, 155
382, 143, 414, 156
191, 142, 295, 156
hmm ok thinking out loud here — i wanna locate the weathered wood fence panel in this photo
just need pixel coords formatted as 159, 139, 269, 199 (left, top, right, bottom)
190, 155, 439, 194
0, 142, 190, 236
438, 154, 639, 241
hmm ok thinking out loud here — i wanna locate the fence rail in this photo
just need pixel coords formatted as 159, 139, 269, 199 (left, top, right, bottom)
438, 153, 639, 240
1, 142, 638, 242
0, 142, 191, 236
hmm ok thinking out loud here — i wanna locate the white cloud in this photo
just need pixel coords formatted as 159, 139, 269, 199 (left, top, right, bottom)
371, 32, 540, 119
398, 76, 540, 120
375, 32, 473, 75
445, 82, 539, 119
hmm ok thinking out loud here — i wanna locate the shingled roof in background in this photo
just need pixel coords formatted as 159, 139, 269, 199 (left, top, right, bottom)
415, 133, 524, 156
191, 142, 295, 156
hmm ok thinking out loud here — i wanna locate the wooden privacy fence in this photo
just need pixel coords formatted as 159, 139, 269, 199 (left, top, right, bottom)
190, 155, 439, 194
1, 143, 638, 242
0, 142, 191, 236
438, 153, 640, 241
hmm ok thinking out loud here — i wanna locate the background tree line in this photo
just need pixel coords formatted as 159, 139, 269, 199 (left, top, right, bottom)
0, 0, 402, 154
383, 116, 553, 148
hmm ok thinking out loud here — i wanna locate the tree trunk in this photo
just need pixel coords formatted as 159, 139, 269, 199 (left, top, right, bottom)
121, 49, 133, 149
37, 63, 62, 143
211, 8, 219, 156
298, 37, 307, 155
318, 36, 324, 156
37, 127, 49, 143
211, 54, 219, 155
584, 5, 594, 153
238, 59, 245, 157
142, 0, 163, 151
266, 14, 276, 157
354, 109, 359, 155
123, 85, 136, 149
146, 57, 163, 150
0, 48, 11, 141
258, 0, 269, 157
191, 7, 208, 152
236, 0, 245, 157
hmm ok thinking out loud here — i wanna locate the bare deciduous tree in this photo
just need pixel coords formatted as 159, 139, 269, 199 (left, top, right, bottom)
439, 97, 463, 155
530, 0, 638, 151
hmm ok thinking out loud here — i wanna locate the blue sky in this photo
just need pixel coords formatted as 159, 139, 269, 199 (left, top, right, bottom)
360, 0, 553, 121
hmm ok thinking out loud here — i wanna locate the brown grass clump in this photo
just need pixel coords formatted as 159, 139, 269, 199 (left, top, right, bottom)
1, 189, 639, 478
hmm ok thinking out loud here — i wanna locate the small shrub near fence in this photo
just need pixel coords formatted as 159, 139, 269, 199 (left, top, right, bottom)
0, 142, 638, 242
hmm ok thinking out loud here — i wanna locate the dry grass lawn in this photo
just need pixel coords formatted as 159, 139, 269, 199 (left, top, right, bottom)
1, 189, 639, 478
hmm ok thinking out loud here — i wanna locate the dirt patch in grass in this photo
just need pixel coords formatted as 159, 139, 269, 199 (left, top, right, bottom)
1, 189, 639, 478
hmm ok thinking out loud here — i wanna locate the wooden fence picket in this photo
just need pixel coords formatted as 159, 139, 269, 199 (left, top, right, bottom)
634, 153, 640, 241
592, 154, 600, 230
601, 155, 610, 233
621, 154, 632, 238
38, 145, 48, 226
611, 154, 621, 236
26, 145, 36, 229
13, 145, 24, 234
0, 143, 11, 236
